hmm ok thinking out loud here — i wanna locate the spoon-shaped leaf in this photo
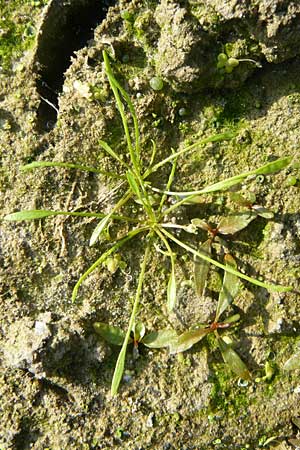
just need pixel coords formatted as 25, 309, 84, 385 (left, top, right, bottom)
283, 352, 300, 371
194, 239, 212, 298
191, 218, 211, 232
215, 254, 239, 322
217, 336, 251, 380
142, 329, 178, 348
254, 156, 292, 175
169, 327, 211, 354
218, 212, 255, 235
4, 210, 60, 221
252, 205, 274, 219
93, 322, 129, 346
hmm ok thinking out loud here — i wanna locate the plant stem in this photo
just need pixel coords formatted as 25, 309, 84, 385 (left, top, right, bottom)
111, 241, 151, 395
160, 228, 292, 292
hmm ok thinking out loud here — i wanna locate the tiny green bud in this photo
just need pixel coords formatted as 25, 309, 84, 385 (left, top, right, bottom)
227, 57, 239, 68
150, 76, 164, 91
286, 175, 297, 186
217, 53, 228, 65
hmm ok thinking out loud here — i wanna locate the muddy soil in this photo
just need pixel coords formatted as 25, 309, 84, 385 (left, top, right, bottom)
1, 1, 300, 449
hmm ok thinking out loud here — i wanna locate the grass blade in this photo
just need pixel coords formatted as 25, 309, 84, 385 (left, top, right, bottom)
4, 210, 61, 221
215, 254, 239, 322
169, 327, 210, 354
99, 140, 130, 169
21, 161, 124, 179
155, 227, 177, 311
4, 209, 138, 223
194, 239, 211, 298
167, 259, 177, 311
253, 156, 292, 175
89, 190, 132, 246
93, 322, 128, 345
142, 329, 178, 348
89, 215, 111, 246
111, 243, 151, 395
146, 131, 235, 176
160, 227, 292, 292
217, 336, 251, 380
153, 156, 292, 202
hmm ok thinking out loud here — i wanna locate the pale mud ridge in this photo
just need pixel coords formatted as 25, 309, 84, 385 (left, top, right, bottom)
0, 1, 300, 449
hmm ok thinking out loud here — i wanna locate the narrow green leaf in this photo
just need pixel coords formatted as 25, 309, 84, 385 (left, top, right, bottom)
126, 171, 142, 199
111, 344, 127, 396
194, 239, 212, 298
142, 329, 178, 348
215, 254, 239, 322
4, 210, 59, 221
253, 156, 292, 175
99, 139, 129, 169
93, 322, 128, 346
161, 227, 292, 292
169, 327, 210, 354
223, 313, 240, 324
218, 212, 255, 235
153, 157, 292, 199
20, 160, 122, 178
89, 215, 111, 246
283, 352, 300, 371
217, 336, 251, 380
167, 254, 177, 311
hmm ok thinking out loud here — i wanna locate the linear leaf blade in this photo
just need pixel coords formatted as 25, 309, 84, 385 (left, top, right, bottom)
89, 215, 111, 246
194, 239, 211, 298
253, 156, 292, 175
215, 254, 239, 322
169, 327, 210, 354
4, 210, 59, 221
167, 265, 177, 312
217, 336, 251, 380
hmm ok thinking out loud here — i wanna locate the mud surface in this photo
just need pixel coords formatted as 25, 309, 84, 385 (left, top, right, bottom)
1, 1, 300, 449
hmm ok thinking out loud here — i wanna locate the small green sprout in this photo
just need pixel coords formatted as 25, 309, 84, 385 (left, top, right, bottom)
217, 52, 262, 74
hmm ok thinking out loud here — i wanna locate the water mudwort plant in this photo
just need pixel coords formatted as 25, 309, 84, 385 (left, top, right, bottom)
4, 49, 293, 395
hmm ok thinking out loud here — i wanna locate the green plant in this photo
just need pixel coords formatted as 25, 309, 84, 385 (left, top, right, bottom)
4, 50, 292, 394
289, 417, 300, 447
217, 52, 262, 74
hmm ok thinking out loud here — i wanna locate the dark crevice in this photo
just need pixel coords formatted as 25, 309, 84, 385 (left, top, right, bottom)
34, 0, 116, 132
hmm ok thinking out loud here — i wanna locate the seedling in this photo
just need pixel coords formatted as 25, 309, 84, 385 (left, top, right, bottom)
217, 52, 262, 74
4, 50, 292, 394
